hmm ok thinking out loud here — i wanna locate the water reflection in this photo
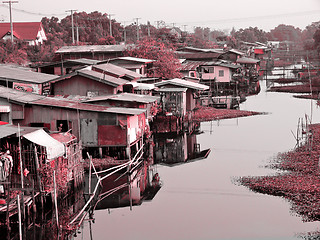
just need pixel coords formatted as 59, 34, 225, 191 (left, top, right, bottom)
153, 132, 211, 166
93, 162, 161, 210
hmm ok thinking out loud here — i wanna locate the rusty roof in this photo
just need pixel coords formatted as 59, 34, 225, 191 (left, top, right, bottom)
0, 86, 146, 116
83, 92, 159, 104
0, 64, 57, 84
48, 69, 128, 87
56, 44, 131, 54
180, 61, 208, 71
236, 57, 260, 64
154, 78, 209, 91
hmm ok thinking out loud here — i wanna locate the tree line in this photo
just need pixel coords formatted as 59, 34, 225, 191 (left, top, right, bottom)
0, 11, 319, 66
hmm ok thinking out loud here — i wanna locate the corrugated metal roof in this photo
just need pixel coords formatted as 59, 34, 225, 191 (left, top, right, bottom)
156, 87, 187, 92
236, 57, 260, 64
78, 69, 129, 86
56, 44, 131, 54
0, 64, 57, 84
180, 61, 208, 71
0, 86, 145, 116
93, 63, 142, 79
67, 58, 101, 65
110, 56, 154, 63
0, 124, 41, 139
227, 49, 245, 55
84, 93, 159, 104
154, 78, 209, 91
0, 85, 45, 103
176, 52, 222, 60
199, 61, 240, 69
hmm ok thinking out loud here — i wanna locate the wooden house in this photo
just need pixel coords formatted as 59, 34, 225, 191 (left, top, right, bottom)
154, 78, 209, 117
43, 68, 128, 97
54, 44, 130, 62
0, 22, 47, 45
0, 86, 147, 160
199, 61, 240, 84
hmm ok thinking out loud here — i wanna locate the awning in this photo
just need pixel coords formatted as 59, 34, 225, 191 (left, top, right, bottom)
23, 129, 65, 160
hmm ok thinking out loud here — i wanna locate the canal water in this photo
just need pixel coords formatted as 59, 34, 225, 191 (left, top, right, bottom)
76, 80, 320, 240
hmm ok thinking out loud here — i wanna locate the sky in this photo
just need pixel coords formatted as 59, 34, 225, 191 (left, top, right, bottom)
0, 0, 319, 33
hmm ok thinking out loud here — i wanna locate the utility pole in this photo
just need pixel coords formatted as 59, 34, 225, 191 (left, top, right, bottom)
134, 18, 141, 41
147, 21, 151, 37
108, 14, 114, 37
3, 1, 18, 43
66, 9, 77, 44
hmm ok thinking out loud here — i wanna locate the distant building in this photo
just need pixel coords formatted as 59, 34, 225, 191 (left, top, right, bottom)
0, 22, 47, 45
55, 44, 130, 61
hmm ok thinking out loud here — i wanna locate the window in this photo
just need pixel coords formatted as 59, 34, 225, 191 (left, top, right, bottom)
219, 70, 224, 77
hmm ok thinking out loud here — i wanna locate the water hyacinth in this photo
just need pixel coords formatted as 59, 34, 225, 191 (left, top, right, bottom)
238, 124, 320, 222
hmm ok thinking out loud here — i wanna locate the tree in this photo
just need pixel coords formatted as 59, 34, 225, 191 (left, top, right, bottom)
232, 27, 268, 44
125, 37, 182, 79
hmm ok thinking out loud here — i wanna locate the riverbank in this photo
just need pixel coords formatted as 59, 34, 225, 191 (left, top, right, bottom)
239, 123, 320, 222
193, 106, 264, 122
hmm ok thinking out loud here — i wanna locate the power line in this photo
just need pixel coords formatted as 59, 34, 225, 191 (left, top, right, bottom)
0, 3, 66, 17
177, 10, 320, 26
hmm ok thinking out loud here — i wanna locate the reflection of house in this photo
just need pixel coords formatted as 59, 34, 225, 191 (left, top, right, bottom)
94, 163, 161, 209
55, 44, 129, 61
154, 133, 210, 166
0, 22, 47, 45
0, 86, 147, 160
82, 93, 159, 121
108, 57, 154, 77
0, 64, 56, 95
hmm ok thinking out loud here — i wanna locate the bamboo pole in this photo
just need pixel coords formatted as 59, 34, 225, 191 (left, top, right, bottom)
17, 194, 22, 240
53, 170, 59, 229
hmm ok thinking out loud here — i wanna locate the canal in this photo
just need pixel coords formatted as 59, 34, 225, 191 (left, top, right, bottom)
76, 80, 320, 240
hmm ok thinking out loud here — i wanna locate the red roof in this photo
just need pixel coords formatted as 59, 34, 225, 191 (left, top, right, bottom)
0, 22, 44, 40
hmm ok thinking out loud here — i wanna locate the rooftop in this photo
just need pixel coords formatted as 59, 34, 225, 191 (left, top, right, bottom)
0, 86, 146, 116
56, 44, 131, 54
93, 63, 142, 80
155, 78, 209, 91
0, 64, 57, 84
83, 92, 159, 104
0, 22, 45, 41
